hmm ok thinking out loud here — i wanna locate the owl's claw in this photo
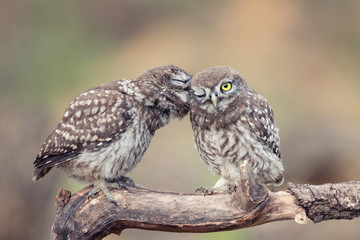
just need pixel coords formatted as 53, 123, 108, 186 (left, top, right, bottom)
195, 186, 215, 196
118, 176, 135, 187
99, 193, 117, 206
105, 176, 135, 190
88, 182, 118, 206
227, 182, 237, 194
87, 188, 98, 200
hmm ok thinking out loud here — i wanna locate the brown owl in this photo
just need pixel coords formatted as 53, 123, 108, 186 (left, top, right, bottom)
33, 65, 192, 204
190, 66, 283, 194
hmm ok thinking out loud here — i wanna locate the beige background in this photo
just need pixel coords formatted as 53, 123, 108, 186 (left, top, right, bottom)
1, 1, 360, 239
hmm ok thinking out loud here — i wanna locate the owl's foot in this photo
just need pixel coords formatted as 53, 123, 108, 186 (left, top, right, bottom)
88, 181, 118, 206
195, 186, 215, 196
227, 182, 238, 194
118, 176, 135, 188
105, 176, 135, 190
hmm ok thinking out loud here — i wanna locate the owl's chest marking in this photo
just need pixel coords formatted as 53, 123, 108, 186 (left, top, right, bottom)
194, 123, 246, 175
194, 116, 271, 180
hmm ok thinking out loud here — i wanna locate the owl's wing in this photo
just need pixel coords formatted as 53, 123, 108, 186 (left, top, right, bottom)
33, 86, 135, 180
244, 93, 281, 158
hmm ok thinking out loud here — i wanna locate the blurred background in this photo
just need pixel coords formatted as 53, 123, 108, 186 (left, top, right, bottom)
1, 0, 360, 239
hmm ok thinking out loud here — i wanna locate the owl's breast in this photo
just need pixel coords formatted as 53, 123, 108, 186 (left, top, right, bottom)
193, 122, 248, 177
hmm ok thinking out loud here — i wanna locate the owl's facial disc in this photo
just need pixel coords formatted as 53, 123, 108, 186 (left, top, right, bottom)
170, 71, 192, 88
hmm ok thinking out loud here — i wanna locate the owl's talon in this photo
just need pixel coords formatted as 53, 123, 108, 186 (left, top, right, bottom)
195, 186, 214, 195
119, 176, 135, 187
88, 181, 119, 206
195, 186, 206, 194
87, 188, 99, 200
102, 188, 118, 206
227, 182, 237, 194
105, 176, 135, 192
107, 195, 118, 206
116, 180, 128, 190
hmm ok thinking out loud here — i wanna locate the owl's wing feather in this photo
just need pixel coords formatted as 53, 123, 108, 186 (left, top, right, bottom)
244, 93, 281, 158
33, 86, 134, 180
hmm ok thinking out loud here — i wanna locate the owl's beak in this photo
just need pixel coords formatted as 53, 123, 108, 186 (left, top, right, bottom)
210, 92, 218, 107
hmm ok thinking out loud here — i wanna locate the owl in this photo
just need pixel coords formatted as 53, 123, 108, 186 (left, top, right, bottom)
33, 65, 192, 204
190, 66, 284, 194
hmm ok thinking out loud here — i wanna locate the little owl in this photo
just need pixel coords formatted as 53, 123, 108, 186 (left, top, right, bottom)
190, 66, 283, 194
33, 65, 192, 204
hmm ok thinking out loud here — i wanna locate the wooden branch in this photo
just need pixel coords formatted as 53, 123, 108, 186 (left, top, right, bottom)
288, 182, 360, 223
50, 163, 360, 240
51, 164, 306, 239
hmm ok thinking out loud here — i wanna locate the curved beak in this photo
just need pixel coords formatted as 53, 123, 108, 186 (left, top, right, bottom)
210, 91, 218, 107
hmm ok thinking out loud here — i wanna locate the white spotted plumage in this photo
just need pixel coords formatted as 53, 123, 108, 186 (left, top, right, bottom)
33, 65, 192, 204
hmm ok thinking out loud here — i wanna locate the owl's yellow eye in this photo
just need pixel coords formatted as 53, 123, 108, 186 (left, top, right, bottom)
221, 82, 232, 91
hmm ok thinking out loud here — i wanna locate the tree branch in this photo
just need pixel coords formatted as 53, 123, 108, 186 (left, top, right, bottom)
50, 163, 360, 240
288, 182, 360, 223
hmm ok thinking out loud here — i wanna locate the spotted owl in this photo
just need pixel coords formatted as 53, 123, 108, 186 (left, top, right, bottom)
33, 65, 192, 204
189, 66, 284, 193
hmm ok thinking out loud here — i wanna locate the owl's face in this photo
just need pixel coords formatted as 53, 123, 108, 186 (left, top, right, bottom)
135, 65, 192, 118
190, 66, 248, 113
138, 65, 192, 103
164, 65, 192, 103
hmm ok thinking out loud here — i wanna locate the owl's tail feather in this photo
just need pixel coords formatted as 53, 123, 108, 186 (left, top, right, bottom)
33, 166, 52, 181
32, 151, 77, 181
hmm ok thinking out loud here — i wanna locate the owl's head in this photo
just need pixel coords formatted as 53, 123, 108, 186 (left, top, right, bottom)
190, 66, 248, 113
136, 65, 192, 118
138, 64, 191, 93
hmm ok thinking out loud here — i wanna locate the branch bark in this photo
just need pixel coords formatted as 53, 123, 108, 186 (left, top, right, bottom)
50, 164, 360, 240
288, 182, 360, 223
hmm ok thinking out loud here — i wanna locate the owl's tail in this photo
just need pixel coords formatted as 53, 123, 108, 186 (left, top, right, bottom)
33, 166, 52, 181
32, 151, 76, 181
